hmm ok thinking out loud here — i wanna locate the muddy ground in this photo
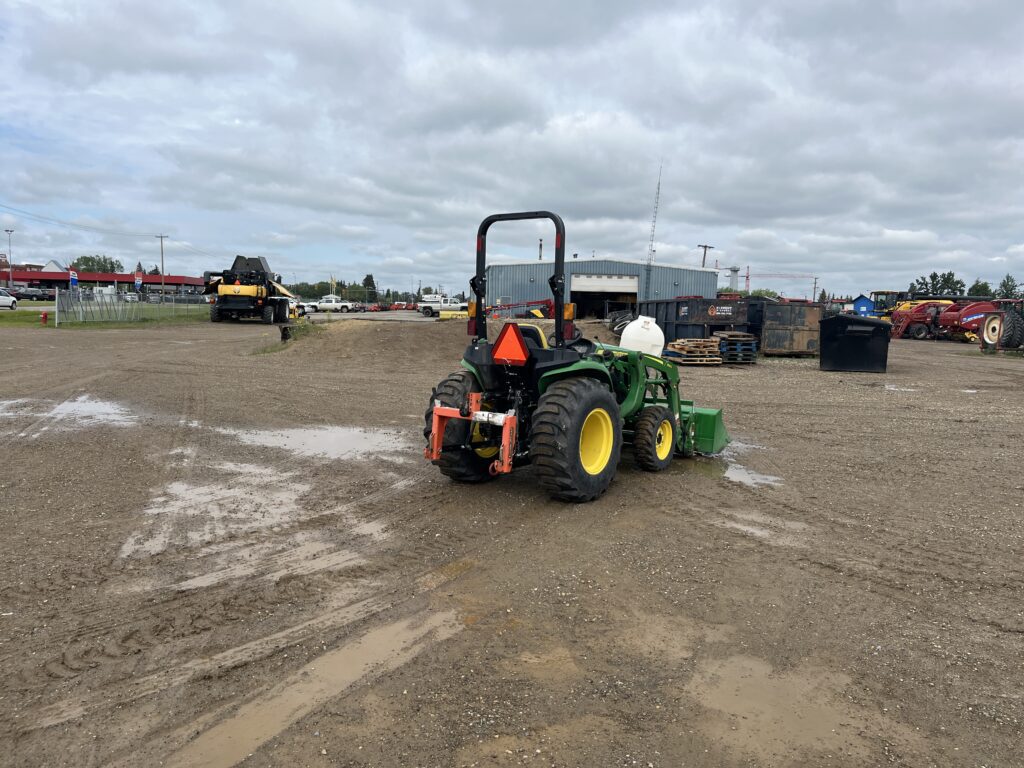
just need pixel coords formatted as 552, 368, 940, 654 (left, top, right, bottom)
1, 319, 1022, 768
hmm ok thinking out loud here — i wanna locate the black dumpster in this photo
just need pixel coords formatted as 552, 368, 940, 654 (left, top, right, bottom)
819, 315, 891, 373
638, 298, 749, 341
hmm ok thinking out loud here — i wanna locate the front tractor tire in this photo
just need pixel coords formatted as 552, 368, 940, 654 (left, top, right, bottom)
531, 378, 622, 502
632, 406, 678, 472
424, 371, 496, 484
261, 304, 274, 324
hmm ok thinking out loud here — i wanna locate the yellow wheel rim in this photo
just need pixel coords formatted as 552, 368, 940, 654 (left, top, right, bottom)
655, 420, 673, 461
579, 407, 614, 475
472, 420, 499, 459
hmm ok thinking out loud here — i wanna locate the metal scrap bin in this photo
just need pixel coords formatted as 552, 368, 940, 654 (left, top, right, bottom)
638, 298, 748, 341
761, 303, 822, 356
819, 315, 891, 373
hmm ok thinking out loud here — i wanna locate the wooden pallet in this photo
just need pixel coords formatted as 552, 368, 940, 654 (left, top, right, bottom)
713, 330, 757, 342
667, 338, 721, 355
670, 357, 723, 366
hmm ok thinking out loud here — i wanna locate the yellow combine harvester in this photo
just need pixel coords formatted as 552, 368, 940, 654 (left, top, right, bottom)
203, 256, 297, 324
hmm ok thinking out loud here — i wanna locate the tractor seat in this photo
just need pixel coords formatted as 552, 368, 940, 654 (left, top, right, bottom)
517, 324, 547, 349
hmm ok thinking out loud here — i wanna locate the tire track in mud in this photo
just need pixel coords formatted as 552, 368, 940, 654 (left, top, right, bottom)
10, 467, 522, 736
25, 556, 473, 733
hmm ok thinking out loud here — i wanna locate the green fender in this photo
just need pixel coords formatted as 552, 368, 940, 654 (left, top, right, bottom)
537, 360, 613, 393
459, 358, 482, 385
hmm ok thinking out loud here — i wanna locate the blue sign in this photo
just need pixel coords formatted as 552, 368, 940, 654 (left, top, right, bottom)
69, 270, 78, 287
134, 274, 143, 290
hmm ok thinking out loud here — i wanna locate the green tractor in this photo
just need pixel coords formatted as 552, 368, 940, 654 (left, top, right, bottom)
424, 211, 730, 502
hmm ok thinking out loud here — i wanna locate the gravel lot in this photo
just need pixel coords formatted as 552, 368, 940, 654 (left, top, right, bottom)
1, 319, 1021, 767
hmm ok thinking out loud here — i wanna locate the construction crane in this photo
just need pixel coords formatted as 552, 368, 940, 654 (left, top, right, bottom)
745, 267, 818, 298
643, 164, 661, 300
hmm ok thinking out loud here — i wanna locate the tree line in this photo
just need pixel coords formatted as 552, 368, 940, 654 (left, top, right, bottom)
67, 255, 161, 274
908, 270, 1020, 299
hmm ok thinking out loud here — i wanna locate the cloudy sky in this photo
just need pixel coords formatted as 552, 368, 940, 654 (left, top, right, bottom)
2, 0, 1022, 297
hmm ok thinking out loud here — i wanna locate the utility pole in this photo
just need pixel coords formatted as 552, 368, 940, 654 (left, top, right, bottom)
812, 276, 819, 301
4, 229, 12, 289
697, 244, 714, 268
156, 234, 167, 301
538, 238, 543, 261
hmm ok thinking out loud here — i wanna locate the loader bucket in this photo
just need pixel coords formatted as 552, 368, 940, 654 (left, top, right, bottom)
680, 404, 730, 455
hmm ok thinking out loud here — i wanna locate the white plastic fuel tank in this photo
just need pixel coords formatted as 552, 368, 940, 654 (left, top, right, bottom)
618, 316, 665, 356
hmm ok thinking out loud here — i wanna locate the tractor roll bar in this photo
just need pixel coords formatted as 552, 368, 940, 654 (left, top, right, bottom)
471, 211, 567, 347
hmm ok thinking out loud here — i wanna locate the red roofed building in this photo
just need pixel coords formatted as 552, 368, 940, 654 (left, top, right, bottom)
6, 267, 203, 293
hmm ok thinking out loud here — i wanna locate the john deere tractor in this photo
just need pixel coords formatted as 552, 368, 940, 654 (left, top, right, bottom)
204, 255, 295, 324
424, 211, 729, 502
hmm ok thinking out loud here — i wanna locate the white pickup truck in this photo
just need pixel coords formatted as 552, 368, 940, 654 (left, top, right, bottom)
313, 295, 357, 312
419, 295, 468, 317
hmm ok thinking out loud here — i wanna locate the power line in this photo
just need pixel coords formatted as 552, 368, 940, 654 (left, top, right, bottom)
0, 201, 223, 258
0, 202, 160, 238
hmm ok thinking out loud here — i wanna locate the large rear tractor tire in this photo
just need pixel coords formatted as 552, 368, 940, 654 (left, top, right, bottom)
210, 303, 222, 322
531, 378, 622, 502
424, 371, 497, 484
632, 406, 678, 472
909, 323, 928, 340
1001, 310, 1024, 348
261, 304, 274, 324
981, 314, 1003, 348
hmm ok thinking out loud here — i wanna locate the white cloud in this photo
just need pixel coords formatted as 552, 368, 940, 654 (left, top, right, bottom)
0, 0, 1022, 296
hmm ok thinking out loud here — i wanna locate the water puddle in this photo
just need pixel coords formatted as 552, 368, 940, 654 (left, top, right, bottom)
884, 383, 918, 392
219, 425, 412, 460
163, 609, 462, 768
723, 463, 782, 488
721, 441, 781, 488
1, 395, 138, 436
960, 389, 978, 394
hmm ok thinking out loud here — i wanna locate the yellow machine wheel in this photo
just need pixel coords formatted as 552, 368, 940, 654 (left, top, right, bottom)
530, 378, 622, 502
632, 406, 678, 472
579, 408, 614, 475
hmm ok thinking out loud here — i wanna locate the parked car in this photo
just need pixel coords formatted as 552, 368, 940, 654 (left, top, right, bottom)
0, 288, 17, 310
11, 287, 45, 301
316, 296, 357, 312
419, 295, 468, 317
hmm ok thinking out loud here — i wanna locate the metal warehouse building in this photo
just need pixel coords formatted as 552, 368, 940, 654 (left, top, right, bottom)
484, 260, 718, 318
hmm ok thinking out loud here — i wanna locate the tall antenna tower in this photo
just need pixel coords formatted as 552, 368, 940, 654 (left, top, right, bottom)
643, 164, 662, 300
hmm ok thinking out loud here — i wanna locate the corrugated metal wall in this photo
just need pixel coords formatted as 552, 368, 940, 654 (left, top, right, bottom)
484, 260, 717, 303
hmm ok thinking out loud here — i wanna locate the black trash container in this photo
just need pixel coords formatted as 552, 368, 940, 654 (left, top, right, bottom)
819, 315, 891, 372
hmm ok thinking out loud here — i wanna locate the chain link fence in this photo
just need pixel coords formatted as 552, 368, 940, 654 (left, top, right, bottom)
55, 289, 208, 325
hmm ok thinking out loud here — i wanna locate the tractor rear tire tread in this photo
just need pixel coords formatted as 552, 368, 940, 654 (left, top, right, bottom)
1001, 310, 1024, 348
210, 304, 222, 322
261, 304, 274, 324
530, 377, 622, 502
633, 406, 677, 472
424, 371, 495, 484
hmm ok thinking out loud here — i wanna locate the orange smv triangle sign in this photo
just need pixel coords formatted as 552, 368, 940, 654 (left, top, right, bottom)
492, 322, 530, 366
